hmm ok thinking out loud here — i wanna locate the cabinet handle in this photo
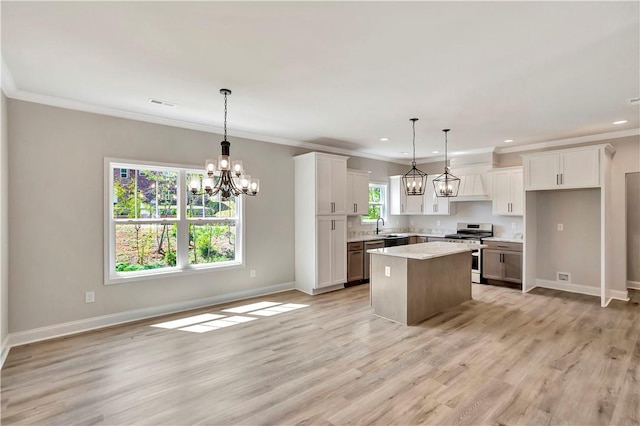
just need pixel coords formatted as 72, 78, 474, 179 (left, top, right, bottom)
556, 174, 559, 185
401, 204, 404, 213
421, 204, 423, 213
331, 219, 335, 230
354, 203, 357, 213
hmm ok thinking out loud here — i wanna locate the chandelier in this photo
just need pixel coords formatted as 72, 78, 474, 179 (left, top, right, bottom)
433, 129, 460, 197
402, 118, 428, 196
189, 89, 259, 200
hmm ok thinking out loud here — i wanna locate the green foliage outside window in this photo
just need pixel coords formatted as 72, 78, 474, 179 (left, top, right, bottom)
362, 184, 386, 221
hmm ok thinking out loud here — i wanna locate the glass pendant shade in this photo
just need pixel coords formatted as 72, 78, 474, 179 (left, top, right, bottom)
205, 159, 216, 176
403, 118, 428, 196
433, 128, 460, 198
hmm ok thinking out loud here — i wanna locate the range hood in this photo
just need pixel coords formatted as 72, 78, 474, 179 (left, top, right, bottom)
450, 174, 490, 202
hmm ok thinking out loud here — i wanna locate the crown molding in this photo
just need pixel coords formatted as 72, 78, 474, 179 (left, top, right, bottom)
495, 129, 640, 154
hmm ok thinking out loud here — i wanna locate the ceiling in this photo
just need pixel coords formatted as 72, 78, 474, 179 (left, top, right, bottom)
2, 1, 639, 162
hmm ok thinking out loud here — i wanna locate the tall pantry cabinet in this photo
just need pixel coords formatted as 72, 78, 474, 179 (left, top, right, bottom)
294, 152, 348, 294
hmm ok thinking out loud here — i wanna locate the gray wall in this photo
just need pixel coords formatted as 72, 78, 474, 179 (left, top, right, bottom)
7, 99, 309, 333
1, 93, 8, 345
627, 172, 640, 284
535, 189, 601, 287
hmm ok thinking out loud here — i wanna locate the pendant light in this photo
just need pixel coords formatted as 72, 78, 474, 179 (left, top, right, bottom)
433, 129, 460, 197
402, 118, 428, 196
189, 89, 259, 200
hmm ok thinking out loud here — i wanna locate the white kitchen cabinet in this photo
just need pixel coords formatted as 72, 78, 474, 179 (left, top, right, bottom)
316, 216, 347, 288
423, 176, 452, 215
524, 147, 600, 190
389, 175, 423, 215
316, 154, 347, 215
346, 169, 369, 216
294, 152, 349, 295
492, 167, 523, 216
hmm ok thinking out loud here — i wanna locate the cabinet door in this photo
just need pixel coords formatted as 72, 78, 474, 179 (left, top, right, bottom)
353, 173, 369, 215
526, 153, 559, 190
347, 250, 364, 281
424, 177, 449, 215
316, 157, 333, 215
331, 217, 347, 284
389, 176, 404, 215
331, 159, 347, 214
561, 149, 599, 188
316, 217, 333, 287
492, 171, 512, 215
482, 249, 503, 280
405, 193, 423, 214
503, 251, 522, 284
510, 170, 524, 215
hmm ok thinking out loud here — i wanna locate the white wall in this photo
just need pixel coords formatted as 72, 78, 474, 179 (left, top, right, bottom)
627, 172, 640, 284
7, 99, 311, 333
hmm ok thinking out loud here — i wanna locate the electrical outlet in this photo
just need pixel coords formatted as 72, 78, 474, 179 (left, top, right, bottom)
511, 222, 516, 229
436, 220, 441, 227
85, 291, 95, 303
384, 266, 391, 277
250, 269, 256, 278
409, 220, 414, 226
557, 223, 564, 231
557, 272, 571, 282
347, 221, 352, 228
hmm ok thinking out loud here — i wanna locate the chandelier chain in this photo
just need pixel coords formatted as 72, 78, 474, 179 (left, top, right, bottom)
224, 91, 228, 141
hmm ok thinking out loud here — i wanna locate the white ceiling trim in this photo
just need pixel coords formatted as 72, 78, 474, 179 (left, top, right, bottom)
495, 128, 640, 154
0, 58, 406, 165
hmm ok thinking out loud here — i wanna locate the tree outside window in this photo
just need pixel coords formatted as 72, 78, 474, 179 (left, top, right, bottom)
362, 183, 387, 223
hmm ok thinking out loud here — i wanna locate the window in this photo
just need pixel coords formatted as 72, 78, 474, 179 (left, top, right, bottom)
106, 160, 243, 284
361, 183, 387, 223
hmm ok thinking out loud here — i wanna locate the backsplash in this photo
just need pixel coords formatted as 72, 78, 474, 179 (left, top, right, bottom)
346, 200, 524, 239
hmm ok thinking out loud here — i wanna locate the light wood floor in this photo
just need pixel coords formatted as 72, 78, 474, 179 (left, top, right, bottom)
1, 284, 639, 425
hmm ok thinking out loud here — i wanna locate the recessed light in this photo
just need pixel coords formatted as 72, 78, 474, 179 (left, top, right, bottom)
432, 150, 440, 154
380, 137, 389, 141
149, 98, 176, 107
504, 139, 514, 143
401, 152, 409, 155
613, 120, 628, 125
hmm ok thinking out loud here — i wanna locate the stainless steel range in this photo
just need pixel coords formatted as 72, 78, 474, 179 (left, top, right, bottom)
444, 223, 493, 283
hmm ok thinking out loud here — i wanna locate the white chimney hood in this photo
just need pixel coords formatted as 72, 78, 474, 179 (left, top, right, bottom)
450, 174, 491, 202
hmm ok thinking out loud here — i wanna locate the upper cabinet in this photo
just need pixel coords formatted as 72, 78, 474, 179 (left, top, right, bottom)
424, 176, 452, 215
346, 169, 369, 216
315, 154, 347, 215
492, 167, 523, 216
389, 175, 423, 215
524, 147, 602, 190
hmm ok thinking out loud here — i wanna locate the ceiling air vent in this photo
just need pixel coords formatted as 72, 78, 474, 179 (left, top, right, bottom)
149, 98, 176, 107
628, 97, 640, 105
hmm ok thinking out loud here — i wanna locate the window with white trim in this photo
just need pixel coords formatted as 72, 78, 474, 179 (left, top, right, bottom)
106, 161, 242, 284
361, 182, 387, 223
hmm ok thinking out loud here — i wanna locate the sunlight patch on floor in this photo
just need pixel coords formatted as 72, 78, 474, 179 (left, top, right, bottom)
150, 302, 310, 333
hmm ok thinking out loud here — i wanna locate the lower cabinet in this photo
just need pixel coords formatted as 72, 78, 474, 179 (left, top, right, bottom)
482, 241, 522, 284
347, 241, 364, 282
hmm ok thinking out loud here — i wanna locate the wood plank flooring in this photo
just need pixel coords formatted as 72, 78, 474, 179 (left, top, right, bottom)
1, 284, 639, 425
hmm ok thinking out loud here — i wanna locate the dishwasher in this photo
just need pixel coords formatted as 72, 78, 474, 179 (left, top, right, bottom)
364, 240, 385, 281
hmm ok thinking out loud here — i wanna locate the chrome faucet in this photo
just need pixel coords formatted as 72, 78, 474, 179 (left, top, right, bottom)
376, 217, 385, 235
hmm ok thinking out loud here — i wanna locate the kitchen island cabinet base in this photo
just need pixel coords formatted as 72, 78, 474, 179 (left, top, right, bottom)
370, 251, 471, 325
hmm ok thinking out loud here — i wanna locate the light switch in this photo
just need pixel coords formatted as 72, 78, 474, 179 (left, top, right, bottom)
557, 223, 563, 231
384, 266, 391, 277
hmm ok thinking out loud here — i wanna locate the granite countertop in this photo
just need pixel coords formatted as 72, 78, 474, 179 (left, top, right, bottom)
482, 237, 523, 243
367, 241, 487, 260
347, 233, 448, 243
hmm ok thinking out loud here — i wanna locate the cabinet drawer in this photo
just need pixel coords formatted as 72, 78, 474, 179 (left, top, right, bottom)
348, 241, 364, 251
483, 241, 522, 252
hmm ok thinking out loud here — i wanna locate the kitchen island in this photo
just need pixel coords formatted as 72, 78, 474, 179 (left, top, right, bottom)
368, 242, 483, 325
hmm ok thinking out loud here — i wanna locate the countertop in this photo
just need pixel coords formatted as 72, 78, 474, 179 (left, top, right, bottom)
367, 241, 487, 260
482, 237, 523, 243
347, 233, 447, 243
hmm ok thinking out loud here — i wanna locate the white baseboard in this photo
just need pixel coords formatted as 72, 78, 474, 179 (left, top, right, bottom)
627, 280, 640, 290
535, 279, 600, 297
5, 282, 295, 354
1, 335, 9, 368
535, 280, 629, 303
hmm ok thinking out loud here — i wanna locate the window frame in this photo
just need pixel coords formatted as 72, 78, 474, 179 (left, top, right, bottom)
104, 158, 244, 285
361, 181, 388, 224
